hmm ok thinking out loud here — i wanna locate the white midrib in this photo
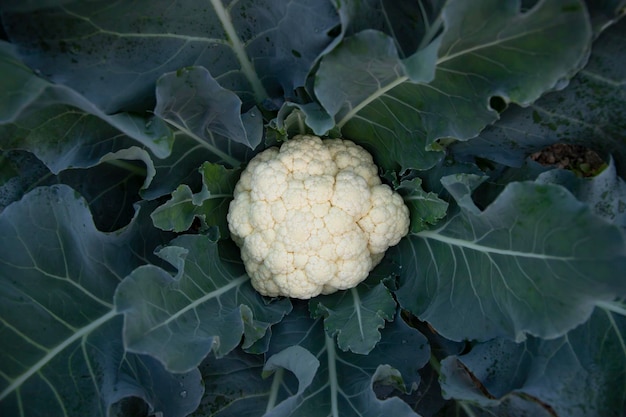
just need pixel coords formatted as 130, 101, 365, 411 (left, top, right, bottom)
325, 334, 340, 417
0, 309, 118, 401
350, 288, 365, 340
146, 274, 248, 333
417, 230, 577, 260
209, 0, 269, 103
336, 24, 560, 128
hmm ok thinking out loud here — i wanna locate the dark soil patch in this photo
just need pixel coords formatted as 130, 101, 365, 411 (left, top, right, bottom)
530, 143, 606, 177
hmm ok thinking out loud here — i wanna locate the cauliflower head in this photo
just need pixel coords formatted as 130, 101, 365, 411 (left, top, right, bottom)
227, 134, 409, 299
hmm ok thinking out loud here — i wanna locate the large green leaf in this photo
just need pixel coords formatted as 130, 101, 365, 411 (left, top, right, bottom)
114, 233, 292, 373
439, 305, 626, 416
0, 41, 172, 161
154, 66, 263, 150
315, 0, 592, 171
451, 18, 626, 176
200, 303, 430, 417
0, 185, 201, 416
1, 0, 339, 111
395, 174, 626, 342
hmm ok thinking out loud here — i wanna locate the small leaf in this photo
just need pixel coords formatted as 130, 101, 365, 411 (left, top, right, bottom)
114, 234, 292, 373
310, 280, 397, 354
396, 177, 449, 233
151, 162, 240, 236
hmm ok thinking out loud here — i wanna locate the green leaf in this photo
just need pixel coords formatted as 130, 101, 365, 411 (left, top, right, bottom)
155, 67, 263, 150
451, 19, 626, 176
315, 0, 592, 171
396, 177, 449, 233
315, 29, 443, 171
440, 306, 626, 416
143, 130, 252, 201
203, 303, 430, 416
535, 158, 626, 229
1, 0, 339, 111
0, 41, 172, 160
151, 162, 240, 236
0, 185, 199, 416
114, 234, 292, 373
265, 306, 429, 417
395, 175, 626, 342
310, 279, 397, 355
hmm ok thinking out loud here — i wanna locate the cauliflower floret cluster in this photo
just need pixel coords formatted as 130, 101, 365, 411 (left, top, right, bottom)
227, 135, 409, 299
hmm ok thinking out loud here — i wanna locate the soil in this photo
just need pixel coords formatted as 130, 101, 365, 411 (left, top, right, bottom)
529, 143, 606, 177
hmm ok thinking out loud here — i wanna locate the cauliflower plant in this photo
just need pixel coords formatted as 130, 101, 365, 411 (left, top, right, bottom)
227, 134, 409, 299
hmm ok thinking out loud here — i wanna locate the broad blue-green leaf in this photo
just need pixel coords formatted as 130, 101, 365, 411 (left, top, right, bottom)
265, 305, 428, 417
535, 158, 626, 229
0, 41, 172, 160
155, 67, 263, 150
151, 162, 240, 236
1, 0, 339, 112
310, 271, 397, 354
114, 234, 292, 373
0, 185, 199, 417
193, 348, 267, 417
315, 29, 443, 171
330, 0, 446, 59
439, 305, 626, 416
143, 130, 253, 201
396, 177, 449, 233
451, 19, 626, 176
200, 304, 429, 416
0, 150, 49, 211
395, 175, 626, 342
315, 0, 591, 171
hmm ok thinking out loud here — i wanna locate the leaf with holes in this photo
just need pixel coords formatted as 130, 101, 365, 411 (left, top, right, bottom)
450, 18, 626, 177
315, 0, 592, 171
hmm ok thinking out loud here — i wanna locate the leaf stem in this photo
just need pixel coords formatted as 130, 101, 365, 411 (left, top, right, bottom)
209, 0, 269, 104
596, 300, 626, 317
297, 111, 306, 135
337, 75, 409, 129
350, 287, 365, 339
103, 159, 147, 176
459, 401, 478, 417
169, 123, 242, 168
0, 309, 118, 401
265, 367, 284, 413
325, 333, 340, 417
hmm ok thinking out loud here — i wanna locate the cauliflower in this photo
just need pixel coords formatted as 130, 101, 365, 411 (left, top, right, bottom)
227, 134, 409, 299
